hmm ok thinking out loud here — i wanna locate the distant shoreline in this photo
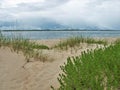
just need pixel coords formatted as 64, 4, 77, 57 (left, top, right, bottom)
1, 29, 120, 32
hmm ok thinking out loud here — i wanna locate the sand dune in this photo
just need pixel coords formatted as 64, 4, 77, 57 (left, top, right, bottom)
0, 39, 114, 90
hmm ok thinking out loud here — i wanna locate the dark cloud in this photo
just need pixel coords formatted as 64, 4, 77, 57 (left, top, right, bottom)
12, 0, 70, 12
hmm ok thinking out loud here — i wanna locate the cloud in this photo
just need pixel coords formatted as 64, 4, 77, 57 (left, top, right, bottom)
1, 0, 70, 12
17, 0, 69, 11
50, 0, 120, 29
86, 0, 120, 29
0, 0, 120, 30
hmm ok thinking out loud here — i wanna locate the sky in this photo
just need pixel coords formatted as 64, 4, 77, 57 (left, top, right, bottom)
0, 0, 120, 30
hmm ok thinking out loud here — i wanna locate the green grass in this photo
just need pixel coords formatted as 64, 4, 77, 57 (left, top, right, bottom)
54, 36, 107, 50
52, 40, 120, 90
0, 33, 50, 62
32, 44, 49, 49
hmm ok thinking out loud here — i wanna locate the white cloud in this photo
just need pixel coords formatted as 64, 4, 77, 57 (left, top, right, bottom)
0, 0, 120, 29
53, 0, 120, 29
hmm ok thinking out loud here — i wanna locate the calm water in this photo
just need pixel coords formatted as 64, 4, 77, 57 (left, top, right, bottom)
1, 30, 120, 40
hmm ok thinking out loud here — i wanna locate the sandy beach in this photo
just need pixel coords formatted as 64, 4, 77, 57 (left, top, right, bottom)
0, 38, 118, 90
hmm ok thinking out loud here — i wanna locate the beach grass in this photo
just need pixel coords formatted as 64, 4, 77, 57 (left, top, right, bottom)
53, 36, 107, 50
0, 33, 50, 63
52, 40, 120, 90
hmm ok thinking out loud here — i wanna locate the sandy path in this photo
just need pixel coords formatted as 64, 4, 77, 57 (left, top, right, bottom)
0, 48, 28, 90
0, 47, 67, 90
0, 39, 110, 90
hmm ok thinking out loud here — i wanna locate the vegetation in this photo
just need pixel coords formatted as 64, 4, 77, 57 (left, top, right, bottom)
0, 33, 50, 63
54, 36, 107, 50
52, 40, 120, 90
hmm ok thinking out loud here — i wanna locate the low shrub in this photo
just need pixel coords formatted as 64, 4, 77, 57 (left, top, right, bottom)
52, 40, 120, 90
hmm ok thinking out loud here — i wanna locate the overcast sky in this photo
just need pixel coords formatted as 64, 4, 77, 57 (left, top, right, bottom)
0, 0, 120, 30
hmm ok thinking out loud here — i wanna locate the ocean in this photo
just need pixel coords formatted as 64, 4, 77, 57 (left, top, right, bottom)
1, 30, 120, 40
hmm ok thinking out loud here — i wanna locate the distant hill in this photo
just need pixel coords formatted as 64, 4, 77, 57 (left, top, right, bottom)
0, 18, 119, 30
0, 18, 68, 30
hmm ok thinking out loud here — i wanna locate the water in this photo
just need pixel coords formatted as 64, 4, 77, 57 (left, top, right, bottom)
1, 30, 120, 40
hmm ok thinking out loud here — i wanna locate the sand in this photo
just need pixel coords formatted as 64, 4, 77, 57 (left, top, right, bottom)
0, 38, 118, 90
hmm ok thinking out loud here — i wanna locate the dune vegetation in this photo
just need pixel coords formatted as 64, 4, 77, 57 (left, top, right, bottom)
0, 33, 107, 62
53, 36, 107, 50
51, 39, 120, 90
0, 33, 50, 63
0, 32, 120, 90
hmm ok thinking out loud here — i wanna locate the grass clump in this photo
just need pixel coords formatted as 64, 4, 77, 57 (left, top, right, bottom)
32, 44, 49, 50
52, 40, 120, 90
0, 33, 50, 62
54, 36, 107, 50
